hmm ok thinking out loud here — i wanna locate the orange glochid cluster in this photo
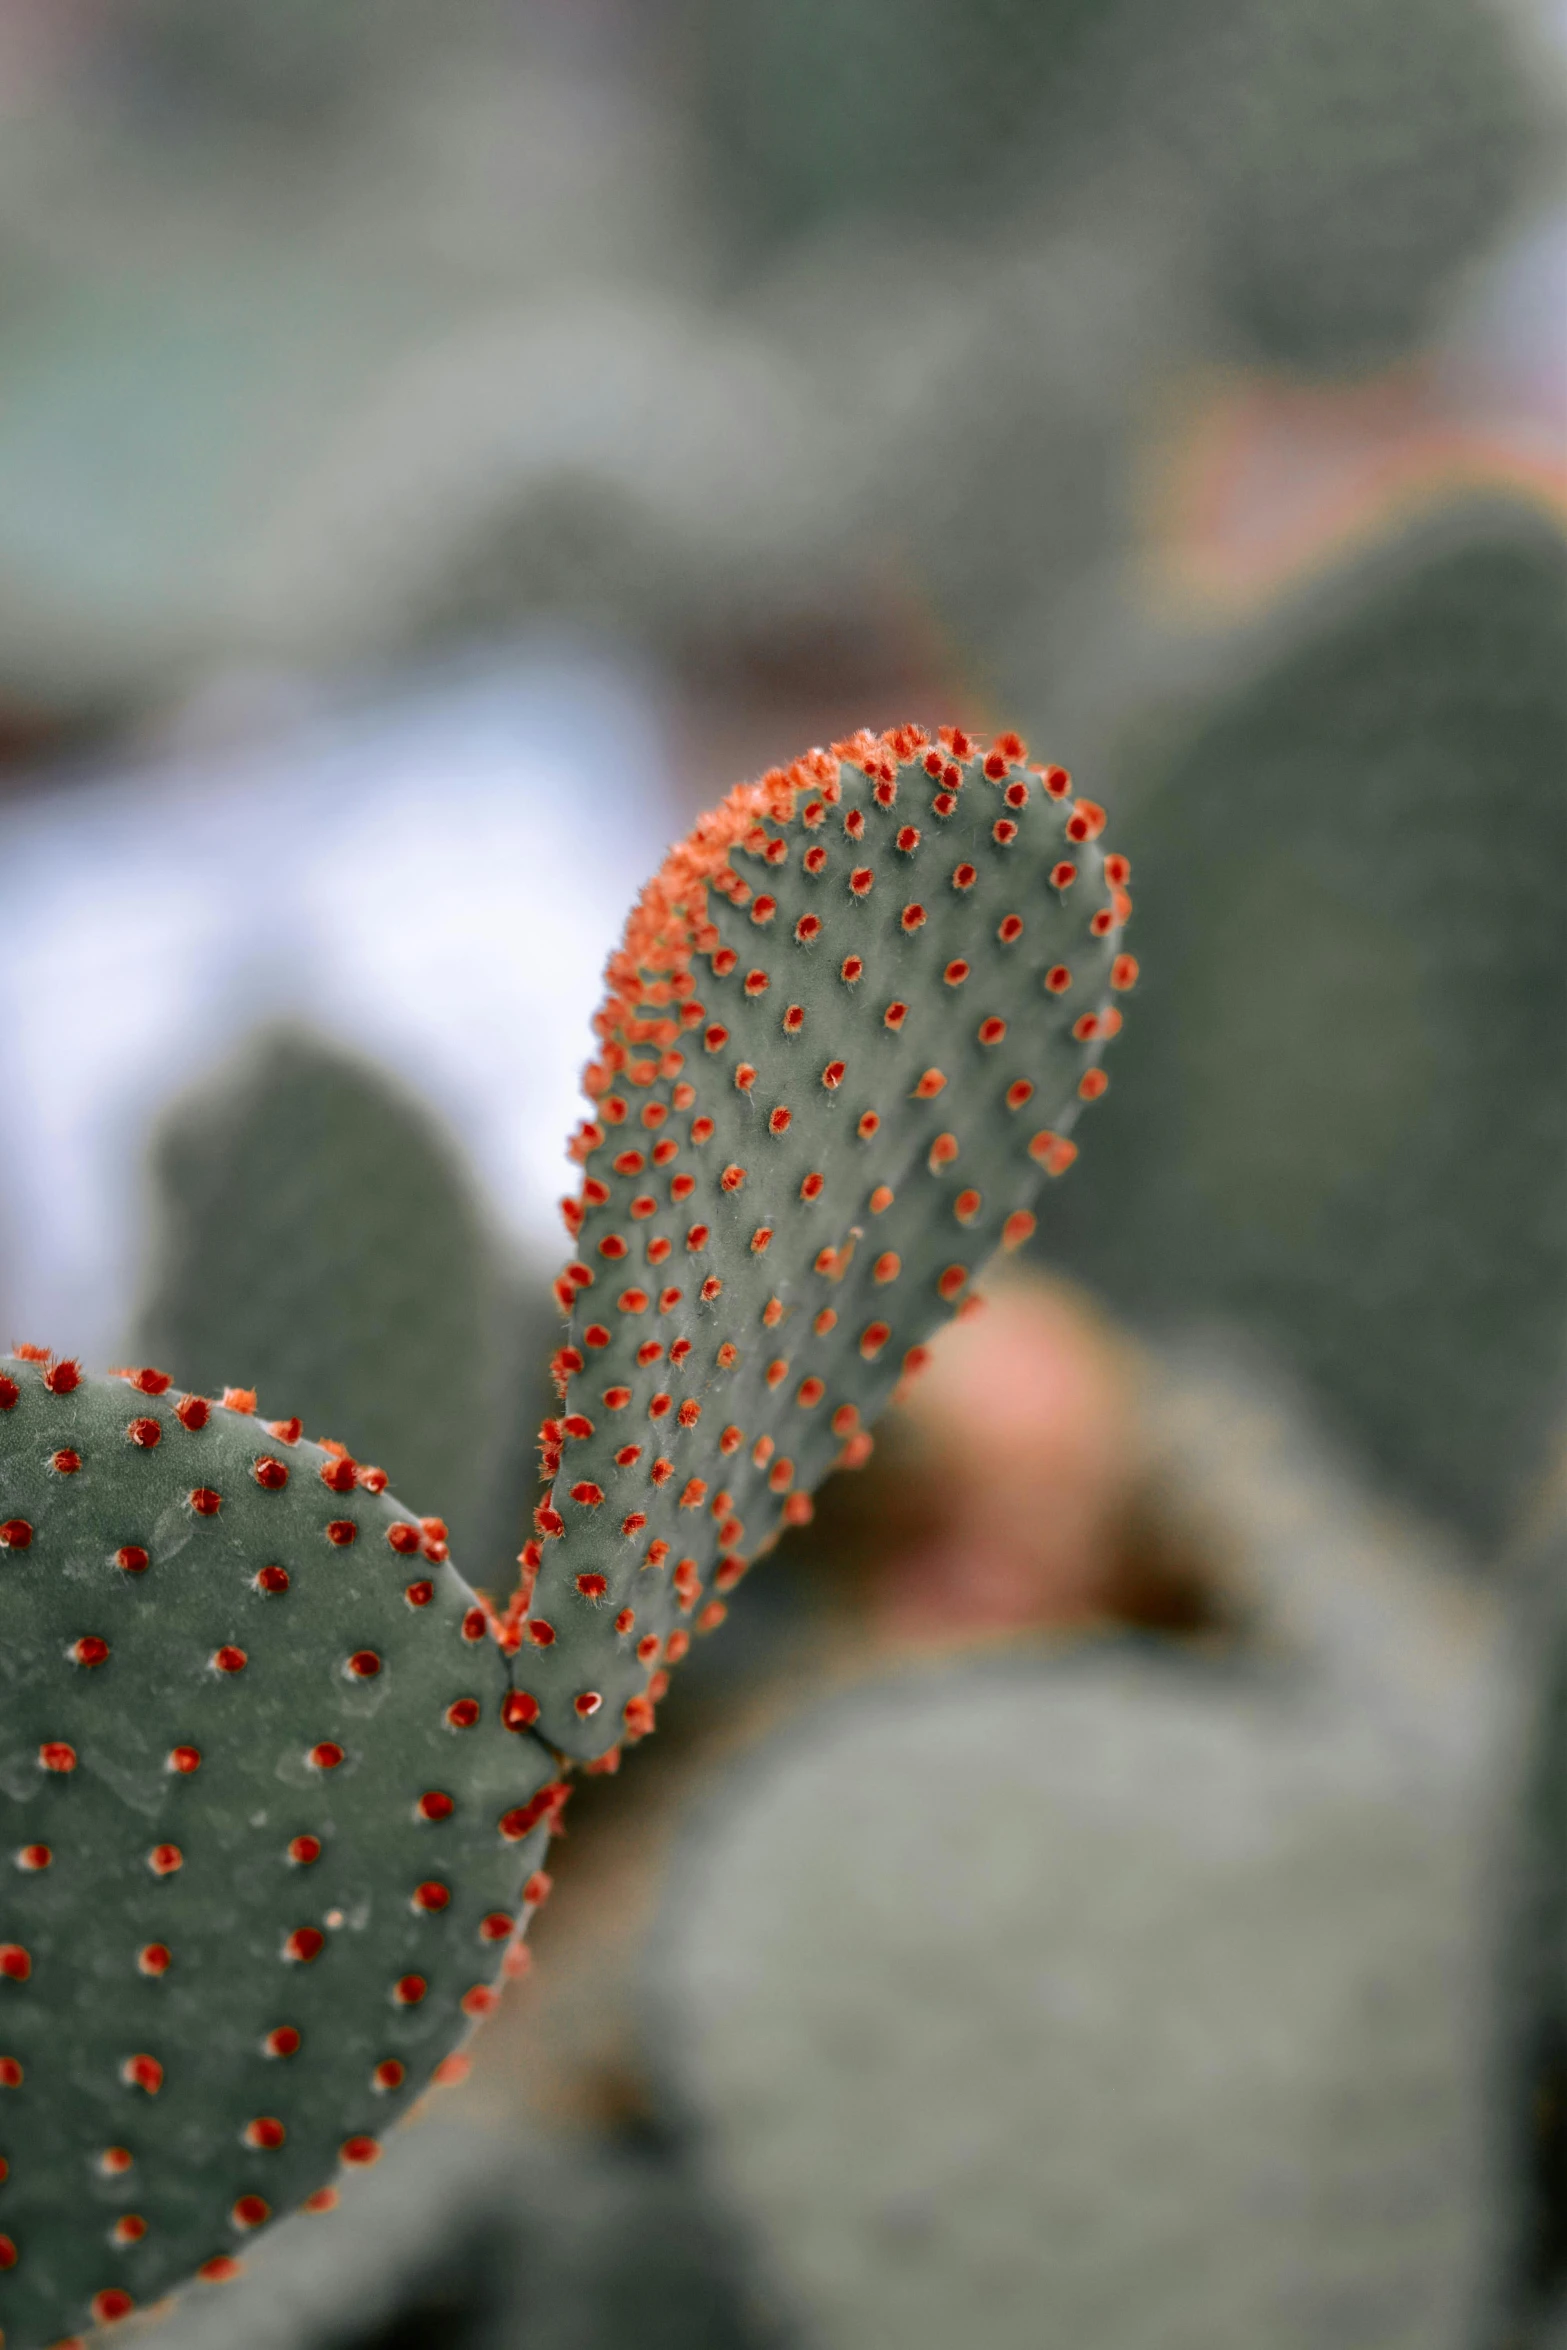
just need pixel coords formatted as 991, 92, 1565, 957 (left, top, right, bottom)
1, 1361, 546, 2247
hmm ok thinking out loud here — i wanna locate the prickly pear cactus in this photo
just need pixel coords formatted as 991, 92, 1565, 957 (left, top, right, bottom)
512, 723, 1130, 1757
1050, 502, 1567, 1545
0, 1358, 561, 2346
0, 721, 1129, 2345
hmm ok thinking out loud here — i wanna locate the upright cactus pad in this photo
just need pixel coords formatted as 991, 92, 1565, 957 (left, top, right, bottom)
0, 1357, 559, 2346
514, 724, 1130, 1757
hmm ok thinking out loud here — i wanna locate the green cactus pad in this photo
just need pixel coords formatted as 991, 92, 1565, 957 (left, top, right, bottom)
1048, 502, 1567, 1544
131, 1022, 544, 1589
0, 1355, 560, 2348
513, 724, 1130, 1759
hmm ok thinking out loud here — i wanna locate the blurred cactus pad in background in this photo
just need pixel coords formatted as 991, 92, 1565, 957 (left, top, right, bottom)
131, 1026, 549, 1590
699, 0, 1533, 372
0, 0, 1544, 735
511, 725, 1129, 1757
1047, 496, 1567, 1546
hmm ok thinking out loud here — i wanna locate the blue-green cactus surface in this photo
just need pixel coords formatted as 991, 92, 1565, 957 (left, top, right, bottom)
513, 724, 1129, 1756
0, 1358, 560, 2344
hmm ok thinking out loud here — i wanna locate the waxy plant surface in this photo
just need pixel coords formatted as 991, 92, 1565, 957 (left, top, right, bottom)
0, 723, 1131, 2346
515, 724, 1132, 1755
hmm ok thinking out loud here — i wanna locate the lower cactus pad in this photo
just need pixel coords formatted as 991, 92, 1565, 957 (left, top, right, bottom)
0, 1356, 558, 2347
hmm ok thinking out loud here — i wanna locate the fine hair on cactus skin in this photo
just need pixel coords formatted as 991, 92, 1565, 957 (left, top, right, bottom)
0, 721, 1130, 2349
504, 722, 1132, 1761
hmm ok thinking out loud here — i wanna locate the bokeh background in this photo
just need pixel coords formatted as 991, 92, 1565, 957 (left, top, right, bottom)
0, 3, 1564, 2345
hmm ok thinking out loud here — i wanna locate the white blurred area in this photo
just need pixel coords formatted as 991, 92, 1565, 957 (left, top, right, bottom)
0, 645, 677, 1365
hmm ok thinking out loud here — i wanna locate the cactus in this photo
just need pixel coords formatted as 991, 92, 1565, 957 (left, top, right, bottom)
0, 1356, 562, 2344
700, 0, 1530, 371
1048, 499, 1567, 1546
509, 724, 1128, 1759
131, 1023, 548, 1591
0, 723, 1126, 2344
645, 1347, 1503, 2350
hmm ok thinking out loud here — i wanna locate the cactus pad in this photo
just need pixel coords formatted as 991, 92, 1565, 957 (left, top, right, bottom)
0, 1357, 559, 2346
0, 719, 1129, 2342
515, 724, 1130, 1757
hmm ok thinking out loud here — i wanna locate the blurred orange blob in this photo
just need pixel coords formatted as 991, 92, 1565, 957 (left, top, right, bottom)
868, 1275, 1136, 1645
